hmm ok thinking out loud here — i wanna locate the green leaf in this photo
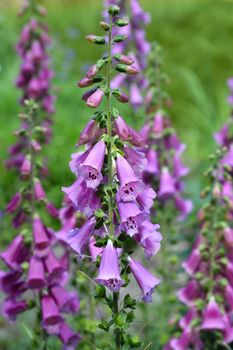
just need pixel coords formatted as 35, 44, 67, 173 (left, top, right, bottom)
126, 310, 135, 323
95, 285, 106, 298
95, 209, 105, 218
98, 320, 110, 331
22, 323, 34, 340
123, 294, 136, 309
111, 107, 120, 119
127, 335, 141, 348
115, 314, 124, 327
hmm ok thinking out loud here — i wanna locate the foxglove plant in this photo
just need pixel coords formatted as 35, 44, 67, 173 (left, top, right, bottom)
104, 0, 151, 109
141, 43, 192, 221
62, 5, 161, 348
7, 0, 55, 170
1, 102, 80, 349
166, 146, 233, 350
135, 43, 192, 347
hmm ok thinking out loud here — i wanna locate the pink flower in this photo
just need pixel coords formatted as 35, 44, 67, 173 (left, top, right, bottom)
201, 298, 225, 330
95, 240, 124, 292
128, 256, 160, 302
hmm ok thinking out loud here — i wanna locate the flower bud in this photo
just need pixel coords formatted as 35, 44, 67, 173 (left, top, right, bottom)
86, 60, 105, 79
17, 0, 29, 16
86, 88, 105, 108
31, 139, 42, 152
78, 77, 94, 88
115, 18, 129, 27
21, 155, 31, 179
46, 201, 59, 218
114, 54, 134, 65
82, 87, 98, 102
6, 193, 22, 214
213, 183, 221, 198
116, 64, 139, 75
108, 5, 120, 16
100, 21, 110, 31
223, 227, 233, 247
86, 65, 98, 80
78, 119, 99, 145
37, 5, 47, 16
114, 116, 130, 141
113, 34, 127, 43
113, 90, 129, 103
86, 35, 106, 45
34, 178, 46, 201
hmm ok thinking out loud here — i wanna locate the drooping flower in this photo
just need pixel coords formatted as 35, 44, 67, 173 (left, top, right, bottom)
27, 255, 46, 290
95, 240, 124, 292
1, 235, 26, 269
6, 192, 22, 213
118, 202, 145, 237
41, 295, 64, 327
201, 298, 225, 330
116, 154, 144, 201
79, 140, 106, 188
50, 285, 80, 314
67, 217, 96, 256
2, 299, 29, 323
33, 215, 50, 251
58, 323, 81, 349
128, 256, 160, 302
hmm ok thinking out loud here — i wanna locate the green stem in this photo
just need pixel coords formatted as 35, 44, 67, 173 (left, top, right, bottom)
89, 278, 96, 350
113, 292, 121, 350
106, 17, 114, 239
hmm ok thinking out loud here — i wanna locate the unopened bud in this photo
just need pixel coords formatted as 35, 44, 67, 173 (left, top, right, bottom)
78, 77, 94, 88
112, 90, 129, 103
115, 64, 139, 75
86, 88, 105, 108
86, 35, 106, 45
212, 183, 221, 198
113, 34, 127, 43
100, 21, 110, 31
108, 5, 120, 16
114, 54, 134, 65
21, 155, 31, 179
115, 18, 129, 27
37, 5, 47, 16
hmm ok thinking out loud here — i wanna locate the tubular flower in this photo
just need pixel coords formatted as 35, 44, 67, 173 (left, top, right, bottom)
95, 240, 124, 292
128, 257, 160, 302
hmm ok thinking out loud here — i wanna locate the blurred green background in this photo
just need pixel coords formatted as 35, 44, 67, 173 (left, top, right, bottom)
0, 0, 233, 348
1, 0, 233, 208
